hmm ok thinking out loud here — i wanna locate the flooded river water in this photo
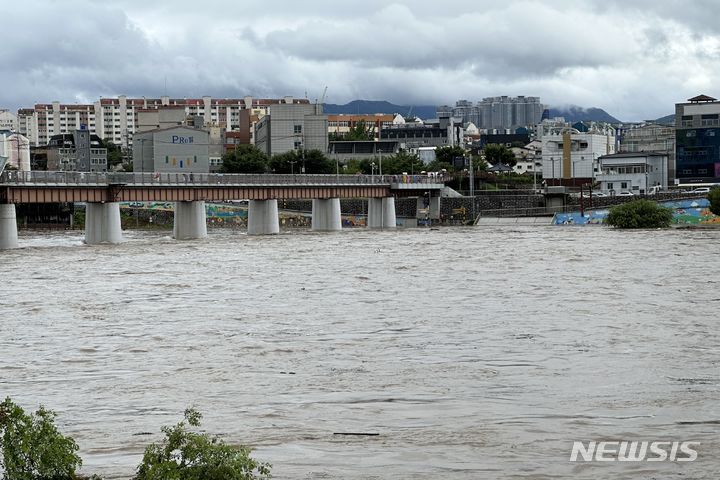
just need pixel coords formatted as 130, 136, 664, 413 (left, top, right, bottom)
1, 226, 719, 479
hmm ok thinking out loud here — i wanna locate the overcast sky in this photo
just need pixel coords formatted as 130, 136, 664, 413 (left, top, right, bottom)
3, 0, 720, 120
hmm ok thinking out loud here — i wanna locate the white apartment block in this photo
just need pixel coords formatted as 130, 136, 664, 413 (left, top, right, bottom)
16, 95, 309, 147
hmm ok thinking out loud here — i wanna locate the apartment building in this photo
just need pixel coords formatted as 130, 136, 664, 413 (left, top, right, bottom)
437, 96, 546, 131
16, 95, 309, 147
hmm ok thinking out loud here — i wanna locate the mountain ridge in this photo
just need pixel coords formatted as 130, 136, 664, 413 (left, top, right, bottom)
323, 99, 624, 124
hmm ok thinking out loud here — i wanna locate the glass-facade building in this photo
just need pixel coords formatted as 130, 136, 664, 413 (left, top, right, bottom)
675, 96, 720, 183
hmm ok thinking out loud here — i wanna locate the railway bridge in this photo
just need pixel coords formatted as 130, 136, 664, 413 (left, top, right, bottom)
0, 171, 445, 248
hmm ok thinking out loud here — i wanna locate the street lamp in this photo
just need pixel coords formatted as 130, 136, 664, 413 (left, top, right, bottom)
371, 161, 376, 183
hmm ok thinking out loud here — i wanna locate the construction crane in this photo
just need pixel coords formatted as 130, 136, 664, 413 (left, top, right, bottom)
319, 86, 328, 105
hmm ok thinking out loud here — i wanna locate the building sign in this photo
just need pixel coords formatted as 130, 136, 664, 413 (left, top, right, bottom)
171, 135, 194, 144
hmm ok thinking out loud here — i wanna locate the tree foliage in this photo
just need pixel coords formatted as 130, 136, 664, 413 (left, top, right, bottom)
483, 143, 516, 167
267, 149, 335, 174
102, 138, 124, 168
434, 146, 466, 166
345, 120, 374, 141
133, 408, 270, 480
220, 145, 269, 173
370, 151, 424, 175
708, 187, 720, 216
606, 200, 674, 229
0, 397, 82, 480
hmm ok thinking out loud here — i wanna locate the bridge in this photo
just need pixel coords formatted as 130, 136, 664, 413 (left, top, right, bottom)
0, 171, 445, 248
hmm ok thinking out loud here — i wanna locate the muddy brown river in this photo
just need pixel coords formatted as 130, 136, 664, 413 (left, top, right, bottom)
1, 226, 719, 479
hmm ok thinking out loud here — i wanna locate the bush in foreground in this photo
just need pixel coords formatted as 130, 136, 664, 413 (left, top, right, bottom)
133, 408, 270, 480
709, 187, 720, 216
606, 199, 674, 228
0, 397, 82, 480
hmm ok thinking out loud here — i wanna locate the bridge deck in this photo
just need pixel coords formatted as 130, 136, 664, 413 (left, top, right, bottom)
1, 172, 445, 204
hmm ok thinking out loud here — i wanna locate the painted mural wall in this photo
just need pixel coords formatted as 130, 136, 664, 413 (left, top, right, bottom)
552, 199, 718, 226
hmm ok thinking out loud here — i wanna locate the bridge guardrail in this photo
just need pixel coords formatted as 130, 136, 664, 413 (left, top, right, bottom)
0, 171, 444, 186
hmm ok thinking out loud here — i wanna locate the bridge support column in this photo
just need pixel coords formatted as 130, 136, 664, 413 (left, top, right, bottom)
367, 197, 396, 229
311, 198, 342, 231
248, 199, 280, 235
0, 204, 19, 249
85, 202, 123, 245
174, 201, 207, 240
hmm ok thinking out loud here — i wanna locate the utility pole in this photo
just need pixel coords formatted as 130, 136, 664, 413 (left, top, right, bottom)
469, 154, 475, 220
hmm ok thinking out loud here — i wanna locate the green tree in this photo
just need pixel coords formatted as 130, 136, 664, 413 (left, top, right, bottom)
102, 138, 124, 168
220, 145, 269, 173
345, 120, 374, 141
426, 160, 454, 173
434, 146, 466, 165
0, 397, 83, 480
134, 408, 270, 480
483, 143, 516, 167
342, 158, 366, 174
299, 149, 335, 174
378, 151, 425, 175
708, 187, 720, 216
268, 150, 299, 174
471, 155, 488, 172
606, 200, 674, 228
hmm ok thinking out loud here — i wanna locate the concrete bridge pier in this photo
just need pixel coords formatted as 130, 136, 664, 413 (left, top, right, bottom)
174, 201, 207, 240
85, 202, 123, 245
311, 198, 342, 231
368, 197, 396, 229
0, 204, 19, 249
248, 199, 280, 235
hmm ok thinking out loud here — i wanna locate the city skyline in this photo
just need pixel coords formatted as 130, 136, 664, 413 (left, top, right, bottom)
2, 1, 720, 121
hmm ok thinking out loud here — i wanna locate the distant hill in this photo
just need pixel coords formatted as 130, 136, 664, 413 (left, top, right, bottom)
548, 106, 621, 124
322, 100, 437, 120
653, 114, 675, 125
323, 100, 627, 124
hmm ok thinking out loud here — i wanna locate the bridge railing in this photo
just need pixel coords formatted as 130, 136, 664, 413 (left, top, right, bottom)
0, 171, 443, 186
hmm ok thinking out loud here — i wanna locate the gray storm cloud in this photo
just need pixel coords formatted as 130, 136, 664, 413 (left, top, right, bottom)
2, 0, 720, 120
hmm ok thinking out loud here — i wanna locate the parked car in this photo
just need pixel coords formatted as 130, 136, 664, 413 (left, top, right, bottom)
690, 187, 711, 194
591, 191, 608, 197
617, 191, 635, 197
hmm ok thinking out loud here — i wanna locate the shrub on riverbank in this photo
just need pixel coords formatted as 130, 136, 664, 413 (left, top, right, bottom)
0, 397, 83, 480
1, 399, 270, 480
709, 188, 720, 216
606, 200, 673, 228
133, 408, 270, 480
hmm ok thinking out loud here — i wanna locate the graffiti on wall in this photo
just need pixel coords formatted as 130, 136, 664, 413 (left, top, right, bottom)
552, 199, 718, 226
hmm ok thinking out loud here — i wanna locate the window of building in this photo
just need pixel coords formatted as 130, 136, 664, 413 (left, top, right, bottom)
607, 182, 614, 190
682, 169, 693, 174
698, 168, 708, 174
294, 125, 302, 134
621, 182, 628, 189
686, 130, 696, 137
294, 141, 302, 150
706, 130, 716, 136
